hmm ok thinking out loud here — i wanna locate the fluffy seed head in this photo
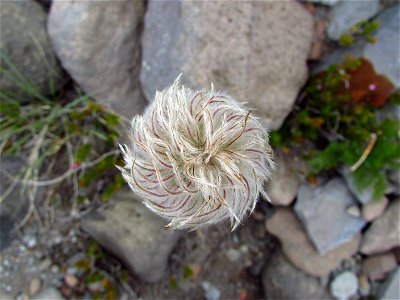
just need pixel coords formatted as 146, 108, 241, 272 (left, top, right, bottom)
119, 75, 274, 230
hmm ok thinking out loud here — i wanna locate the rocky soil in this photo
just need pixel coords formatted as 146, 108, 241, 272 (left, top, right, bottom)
1, 0, 399, 299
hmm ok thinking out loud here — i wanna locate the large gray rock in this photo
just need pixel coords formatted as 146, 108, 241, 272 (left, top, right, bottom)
141, 0, 313, 130
315, 5, 400, 89
294, 178, 366, 255
81, 189, 182, 282
360, 200, 400, 255
0, 0, 62, 98
266, 208, 361, 277
327, 0, 380, 40
262, 249, 332, 300
48, 0, 146, 118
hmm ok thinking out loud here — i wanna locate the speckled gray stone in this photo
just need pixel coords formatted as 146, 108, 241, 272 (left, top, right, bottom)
140, 0, 313, 130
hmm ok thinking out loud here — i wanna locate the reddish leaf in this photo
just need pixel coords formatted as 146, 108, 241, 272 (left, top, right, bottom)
345, 58, 395, 107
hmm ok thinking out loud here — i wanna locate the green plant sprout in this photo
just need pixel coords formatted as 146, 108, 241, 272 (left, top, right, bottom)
270, 57, 399, 201
339, 19, 380, 47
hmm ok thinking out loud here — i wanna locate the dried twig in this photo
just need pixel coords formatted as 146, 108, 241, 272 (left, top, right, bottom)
350, 133, 377, 172
2, 150, 120, 188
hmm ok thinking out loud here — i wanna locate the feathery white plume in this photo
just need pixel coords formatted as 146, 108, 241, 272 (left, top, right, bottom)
118, 75, 274, 230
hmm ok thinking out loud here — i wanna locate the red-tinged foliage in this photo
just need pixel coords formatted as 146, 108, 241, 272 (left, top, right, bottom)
345, 58, 395, 107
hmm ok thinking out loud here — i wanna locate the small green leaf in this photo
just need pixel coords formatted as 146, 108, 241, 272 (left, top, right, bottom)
183, 265, 194, 280
76, 143, 91, 163
339, 34, 354, 47
103, 113, 120, 127
169, 276, 178, 289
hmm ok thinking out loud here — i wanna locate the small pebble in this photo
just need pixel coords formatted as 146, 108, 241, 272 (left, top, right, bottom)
346, 205, 361, 218
201, 281, 221, 300
51, 265, 60, 273
232, 234, 239, 244
226, 248, 241, 262
3, 259, 10, 267
240, 245, 249, 254
330, 271, 358, 300
65, 274, 78, 288
88, 282, 104, 292
29, 278, 41, 295
33, 287, 65, 300
22, 235, 38, 249
38, 258, 52, 271
362, 196, 389, 222
358, 274, 371, 296
16, 293, 27, 300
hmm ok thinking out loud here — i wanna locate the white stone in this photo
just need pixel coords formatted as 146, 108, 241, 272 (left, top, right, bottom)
330, 271, 358, 300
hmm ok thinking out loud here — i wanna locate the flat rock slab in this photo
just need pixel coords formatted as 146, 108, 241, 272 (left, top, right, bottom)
81, 190, 182, 282
294, 178, 366, 255
48, 0, 146, 118
360, 200, 400, 255
141, 0, 313, 130
266, 208, 360, 277
262, 249, 332, 300
340, 167, 376, 204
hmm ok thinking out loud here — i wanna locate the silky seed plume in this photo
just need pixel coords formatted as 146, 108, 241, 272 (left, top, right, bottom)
118, 75, 274, 230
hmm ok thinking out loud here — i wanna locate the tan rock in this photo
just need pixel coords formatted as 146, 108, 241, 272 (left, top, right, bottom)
362, 252, 397, 281
29, 278, 41, 296
360, 200, 400, 255
266, 208, 360, 277
358, 274, 371, 296
362, 196, 389, 222
265, 153, 299, 206
65, 274, 78, 288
